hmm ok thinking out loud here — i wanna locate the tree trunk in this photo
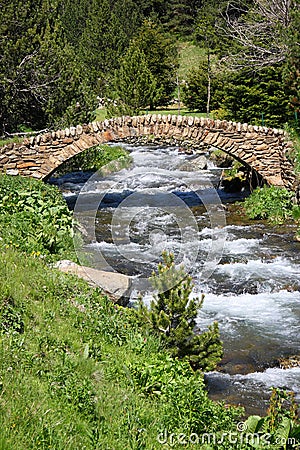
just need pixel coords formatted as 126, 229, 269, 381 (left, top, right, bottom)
206, 48, 211, 117
176, 73, 181, 114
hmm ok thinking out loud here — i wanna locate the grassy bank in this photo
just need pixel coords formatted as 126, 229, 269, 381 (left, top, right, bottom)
1, 244, 299, 448
0, 249, 244, 449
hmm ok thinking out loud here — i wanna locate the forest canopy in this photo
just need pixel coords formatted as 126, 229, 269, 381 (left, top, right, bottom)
0, 0, 299, 133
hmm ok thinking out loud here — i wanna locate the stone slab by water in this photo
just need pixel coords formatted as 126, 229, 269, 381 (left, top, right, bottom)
55, 260, 131, 305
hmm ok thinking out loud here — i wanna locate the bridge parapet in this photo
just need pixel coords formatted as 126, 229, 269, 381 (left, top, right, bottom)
0, 115, 297, 189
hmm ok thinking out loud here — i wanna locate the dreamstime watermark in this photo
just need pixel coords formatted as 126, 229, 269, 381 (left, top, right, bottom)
156, 422, 297, 447
73, 157, 227, 295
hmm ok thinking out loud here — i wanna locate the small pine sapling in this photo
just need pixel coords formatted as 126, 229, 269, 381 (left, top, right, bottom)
137, 251, 223, 371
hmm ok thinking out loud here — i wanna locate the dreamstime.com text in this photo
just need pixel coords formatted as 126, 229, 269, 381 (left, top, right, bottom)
157, 423, 297, 447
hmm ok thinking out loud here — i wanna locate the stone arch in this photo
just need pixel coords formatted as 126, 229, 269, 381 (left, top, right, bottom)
0, 115, 297, 189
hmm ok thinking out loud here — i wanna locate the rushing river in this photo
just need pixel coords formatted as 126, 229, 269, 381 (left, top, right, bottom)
50, 143, 300, 416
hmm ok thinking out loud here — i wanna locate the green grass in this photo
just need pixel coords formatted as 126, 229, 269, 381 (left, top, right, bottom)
0, 249, 160, 448
94, 108, 106, 122
177, 41, 206, 81
3, 244, 296, 448
95, 107, 213, 121
0, 249, 243, 449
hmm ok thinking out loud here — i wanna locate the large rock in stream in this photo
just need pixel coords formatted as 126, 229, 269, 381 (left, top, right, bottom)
179, 154, 208, 171
55, 260, 131, 306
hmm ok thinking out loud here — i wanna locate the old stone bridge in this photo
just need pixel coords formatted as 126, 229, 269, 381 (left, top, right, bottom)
0, 114, 297, 189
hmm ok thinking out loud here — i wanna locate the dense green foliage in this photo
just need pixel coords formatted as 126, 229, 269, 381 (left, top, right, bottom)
0, 175, 75, 258
182, 63, 224, 112
132, 20, 179, 108
107, 43, 157, 116
137, 252, 223, 371
107, 21, 178, 115
161, 0, 203, 35
1, 0, 299, 132
242, 186, 295, 223
56, 144, 132, 174
0, 0, 96, 134
77, 0, 142, 94
242, 185, 300, 239
183, 1, 300, 127
182, 58, 297, 127
219, 67, 295, 127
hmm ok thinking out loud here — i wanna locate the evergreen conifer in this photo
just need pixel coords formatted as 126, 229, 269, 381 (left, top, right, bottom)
137, 252, 223, 371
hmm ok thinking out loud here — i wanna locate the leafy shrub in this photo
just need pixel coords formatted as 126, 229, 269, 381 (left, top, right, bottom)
129, 352, 198, 396
129, 353, 242, 437
243, 186, 294, 223
0, 174, 74, 257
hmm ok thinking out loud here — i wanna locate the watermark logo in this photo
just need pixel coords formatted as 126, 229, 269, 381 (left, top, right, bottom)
73, 158, 227, 295
156, 422, 297, 447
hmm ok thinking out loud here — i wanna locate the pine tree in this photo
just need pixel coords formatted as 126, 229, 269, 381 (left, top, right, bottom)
58, 0, 88, 47
182, 64, 224, 113
220, 66, 294, 127
194, 1, 224, 115
137, 252, 223, 371
0, 0, 96, 133
107, 43, 157, 116
162, 0, 203, 35
134, 20, 179, 108
78, 0, 142, 95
